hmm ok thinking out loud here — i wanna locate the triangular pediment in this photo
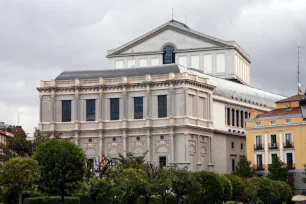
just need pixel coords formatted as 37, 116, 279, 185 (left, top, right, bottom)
107, 20, 232, 57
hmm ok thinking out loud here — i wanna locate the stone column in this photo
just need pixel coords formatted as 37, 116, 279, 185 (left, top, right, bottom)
39, 95, 43, 122
74, 131, 79, 146
51, 92, 55, 122
170, 127, 174, 163
146, 128, 151, 162
264, 132, 268, 164
279, 131, 283, 161
184, 87, 188, 116
169, 84, 175, 117
195, 90, 199, 118
229, 108, 232, 127
122, 130, 127, 157
122, 88, 128, 120
146, 85, 151, 118
98, 131, 103, 158
209, 93, 213, 121
208, 137, 213, 165
75, 90, 79, 121
184, 133, 189, 161
197, 135, 200, 164
225, 107, 227, 126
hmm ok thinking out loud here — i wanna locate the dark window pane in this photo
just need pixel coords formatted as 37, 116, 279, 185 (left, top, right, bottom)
86, 99, 96, 121
163, 45, 175, 64
227, 108, 230, 126
158, 95, 167, 118
231, 142, 234, 149
159, 156, 167, 167
232, 159, 235, 172
134, 97, 143, 119
240, 111, 244, 128
232, 109, 235, 126
62, 100, 71, 122
241, 143, 243, 150
110, 98, 119, 120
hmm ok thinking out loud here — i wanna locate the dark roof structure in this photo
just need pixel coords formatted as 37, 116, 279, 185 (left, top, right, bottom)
276, 94, 304, 103
56, 64, 181, 80
256, 107, 301, 118
55, 64, 284, 108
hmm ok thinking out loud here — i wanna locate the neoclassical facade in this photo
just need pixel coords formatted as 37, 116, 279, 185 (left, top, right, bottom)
38, 20, 284, 173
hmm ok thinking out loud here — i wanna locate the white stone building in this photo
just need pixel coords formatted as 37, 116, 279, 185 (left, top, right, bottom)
37, 20, 284, 173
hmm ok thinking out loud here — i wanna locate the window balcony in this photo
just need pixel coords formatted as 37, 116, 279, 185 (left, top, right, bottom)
287, 163, 295, 170
268, 143, 278, 149
284, 141, 294, 148
256, 164, 264, 170
254, 144, 264, 150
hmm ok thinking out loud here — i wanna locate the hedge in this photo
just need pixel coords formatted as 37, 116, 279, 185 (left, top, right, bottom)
225, 174, 245, 202
24, 196, 80, 204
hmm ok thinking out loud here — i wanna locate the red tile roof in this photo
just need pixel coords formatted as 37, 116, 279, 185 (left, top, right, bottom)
256, 107, 301, 118
276, 94, 304, 103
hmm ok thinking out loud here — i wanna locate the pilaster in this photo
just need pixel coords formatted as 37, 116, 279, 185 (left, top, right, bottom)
279, 131, 283, 161
98, 131, 103, 158
122, 129, 127, 157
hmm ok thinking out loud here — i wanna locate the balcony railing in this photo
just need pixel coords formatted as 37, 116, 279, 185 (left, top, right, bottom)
287, 163, 295, 170
256, 165, 264, 170
254, 144, 264, 150
284, 141, 294, 148
268, 143, 278, 149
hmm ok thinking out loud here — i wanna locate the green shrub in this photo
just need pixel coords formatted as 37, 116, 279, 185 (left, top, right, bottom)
225, 201, 238, 204
149, 195, 161, 204
194, 171, 224, 202
22, 191, 44, 201
256, 200, 264, 204
219, 174, 232, 201
24, 196, 80, 204
225, 174, 245, 201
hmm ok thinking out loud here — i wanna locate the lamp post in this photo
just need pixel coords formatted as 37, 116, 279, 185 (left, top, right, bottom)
300, 92, 306, 120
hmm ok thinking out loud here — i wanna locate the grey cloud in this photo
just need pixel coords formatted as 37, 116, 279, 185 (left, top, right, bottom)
0, 0, 305, 135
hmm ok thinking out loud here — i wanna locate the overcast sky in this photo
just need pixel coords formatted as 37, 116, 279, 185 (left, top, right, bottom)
0, 0, 305, 136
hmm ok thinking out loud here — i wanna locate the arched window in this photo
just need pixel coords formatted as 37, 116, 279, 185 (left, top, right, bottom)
163, 45, 175, 64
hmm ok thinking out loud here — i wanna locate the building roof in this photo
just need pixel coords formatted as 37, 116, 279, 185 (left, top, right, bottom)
56, 64, 284, 108
256, 107, 301, 118
106, 20, 250, 62
276, 94, 304, 103
0, 130, 14, 137
56, 64, 181, 80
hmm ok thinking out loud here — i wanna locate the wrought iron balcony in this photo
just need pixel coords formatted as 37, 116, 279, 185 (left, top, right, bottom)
287, 163, 295, 170
284, 141, 294, 148
256, 164, 264, 170
254, 144, 264, 150
268, 143, 278, 149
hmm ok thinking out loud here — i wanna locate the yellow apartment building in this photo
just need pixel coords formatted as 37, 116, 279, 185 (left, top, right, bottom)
246, 94, 306, 190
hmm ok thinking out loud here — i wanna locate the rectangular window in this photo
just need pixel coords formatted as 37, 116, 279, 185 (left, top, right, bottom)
134, 97, 143, 119
236, 110, 239, 127
271, 153, 278, 164
127, 59, 136, 68
216, 53, 225, 73
86, 99, 96, 121
232, 159, 235, 172
115, 60, 124, 69
256, 122, 261, 127
286, 153, 293, 166
158, 95, 167, 118
203, 55, 213, 73
270, 120, 276, 125
256, 135, 262, 146
151, 58, 159, 66
241, 143, 244, 150
240, 111, 244, 128
62, 100, 71, 122
227, 108, 230, 126
231, 142, 235, 149
271, 134, 277, 144
178, 56, 187, 68
191, 55, 200, 69
285, 133, 292, 143
232, 109, 235, 126
139, 59, 148, 67
110, 98, 120, 120
285, 119, 291, 124
159, 156, 167, 167
257, 155, 263, 169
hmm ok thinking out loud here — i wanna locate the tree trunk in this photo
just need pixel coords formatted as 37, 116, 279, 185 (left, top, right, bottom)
60, 184, 65, 204
19, 191, 22, 204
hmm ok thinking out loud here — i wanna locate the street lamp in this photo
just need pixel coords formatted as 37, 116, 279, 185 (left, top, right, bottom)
300, 92, 306, 120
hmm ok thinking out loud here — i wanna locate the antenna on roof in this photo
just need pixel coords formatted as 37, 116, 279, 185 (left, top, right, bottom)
296, 46, 304, 94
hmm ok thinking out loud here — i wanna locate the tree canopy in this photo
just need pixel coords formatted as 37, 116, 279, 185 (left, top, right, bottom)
33, 139, 86, 204
267, 157, 288, 182
0, 157, 40, 204
234, 155, 255, 178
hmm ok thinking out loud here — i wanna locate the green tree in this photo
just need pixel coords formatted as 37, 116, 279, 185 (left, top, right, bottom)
234, 155, 255, 178
247, 177, 275, 204
267, 157, 288, 182
219, 174, 232, 202
33, 139, 86, 204
118, 152, 147, 170
0, 157, 40, 204
193, 171, 223, 204
271, 180, 292, 204
225, 174, 245, 202
170, 170, 200, 204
